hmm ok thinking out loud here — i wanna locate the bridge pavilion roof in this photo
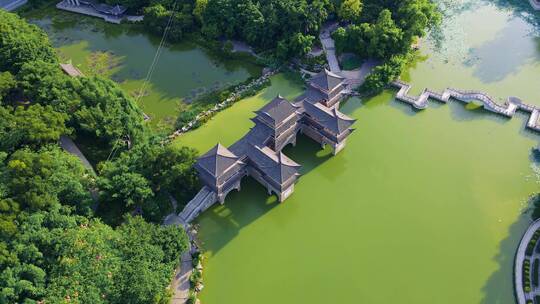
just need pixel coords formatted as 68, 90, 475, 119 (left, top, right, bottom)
254, 95, 300, 128
309, 69, 345, 94
303, 101, 356, 135
246, 145, 301, 187
196, 143, 243, 178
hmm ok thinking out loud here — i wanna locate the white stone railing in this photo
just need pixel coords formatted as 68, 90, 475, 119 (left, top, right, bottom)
390, 80, 540, 132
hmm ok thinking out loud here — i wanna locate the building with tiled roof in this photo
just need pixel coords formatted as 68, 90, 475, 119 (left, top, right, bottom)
306, 69, 346, 108
195, 143, 246, 201
195, 69, 355, 204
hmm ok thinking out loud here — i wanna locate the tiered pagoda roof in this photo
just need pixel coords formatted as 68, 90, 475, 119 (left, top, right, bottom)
253, 95, 300, 128
309, 69, 345, 94
246, 145, 301, 187
303, 101, 356, 135
196, 143, 243, 178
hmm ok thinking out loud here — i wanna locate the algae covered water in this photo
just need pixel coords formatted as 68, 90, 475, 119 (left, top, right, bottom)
174, 1, 540, 303
24, 0, 540, 302
25, 8, 261, 130
179, 77, 539, 304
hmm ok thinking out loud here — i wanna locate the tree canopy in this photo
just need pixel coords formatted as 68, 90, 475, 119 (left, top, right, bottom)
0, 11, 195, 304
0, 11, 57, 73
332, 0, 440, 92
0, 208, 188, 304
97, 139, 199, 223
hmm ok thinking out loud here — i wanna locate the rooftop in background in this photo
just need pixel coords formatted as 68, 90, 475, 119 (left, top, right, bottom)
56, 0, 143, 24
309, 69, 344, 93
60, 63, 84, 77
79, 0, 127, 16
0, 0, 27, 11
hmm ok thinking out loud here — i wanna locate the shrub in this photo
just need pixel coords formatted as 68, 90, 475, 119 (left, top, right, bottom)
187, 291, 198, 304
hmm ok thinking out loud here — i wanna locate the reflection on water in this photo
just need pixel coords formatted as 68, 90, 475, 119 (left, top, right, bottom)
467, 16, 540, 82
407, 0, 540, 103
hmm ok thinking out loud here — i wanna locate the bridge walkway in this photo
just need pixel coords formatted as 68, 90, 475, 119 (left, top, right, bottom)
178, 186, 217, 224
390, 80, 540, 132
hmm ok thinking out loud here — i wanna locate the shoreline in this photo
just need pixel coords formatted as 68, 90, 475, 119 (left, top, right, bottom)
514, 218, 540, 304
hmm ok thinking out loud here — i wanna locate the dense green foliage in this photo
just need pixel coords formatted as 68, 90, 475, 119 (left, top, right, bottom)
136, 0, 440, 82
0, 208, 188, 304
137, 0, 439, 64
0, 11, 195, 303
137, 0, 334, 59
332, 0, 441, 92
0, 11, 57, 73
16, 60, 145, 148
0, 104, 70, 151
97, 139, 199, 223
361, 53, 410, 93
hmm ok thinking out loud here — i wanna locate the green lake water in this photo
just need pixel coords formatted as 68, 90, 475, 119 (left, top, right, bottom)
173, 1, 540, 303
24, 8, 261, 131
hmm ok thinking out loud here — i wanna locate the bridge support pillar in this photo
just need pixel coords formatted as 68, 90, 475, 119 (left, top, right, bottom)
332, 140, 346, 155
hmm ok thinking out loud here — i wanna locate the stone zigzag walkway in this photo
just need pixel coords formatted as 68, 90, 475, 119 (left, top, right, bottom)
515, 219, 540, 304
390, 80, 540, 132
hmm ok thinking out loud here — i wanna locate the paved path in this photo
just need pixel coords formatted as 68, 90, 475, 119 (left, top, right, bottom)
530, 0, 540, 10
163, 213, 194, 304
340, 59, 378, 89
170, 250, 193, 304
515, 219, 540, 304
231, 40, 256, 56
319, 22, 341, 73
0, 0, 27, 11
59, 135, 95, 174
317, 23, 377, 90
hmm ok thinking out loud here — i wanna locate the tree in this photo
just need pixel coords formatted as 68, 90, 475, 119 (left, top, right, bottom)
201, 0, 328, 57
143, 4, 170, 34
4, 146, 93, 213
193, 0, 208, 24
0, 11, 57, 73
0, 104, 70, 152
0, 10, 193, 304
14, 105, 70, 148
1, 208, 189, 304
98, 171, 153, 208
305, 0, 330, 33
0, 107, 21, 152
0, 152, 18, 240
96, 140, 199, 221
338, 0, 363, 23
395, 0, 441, 43
288, 33, 315, 58
112, 216, 187, 304
367, 9, 404, 59
140, 144, 199, 199
0, 71, 16, 102
17, 60, 81, 113
360, 54, 408, 93
277, 32, 315, 60
75, 76, 146, 147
